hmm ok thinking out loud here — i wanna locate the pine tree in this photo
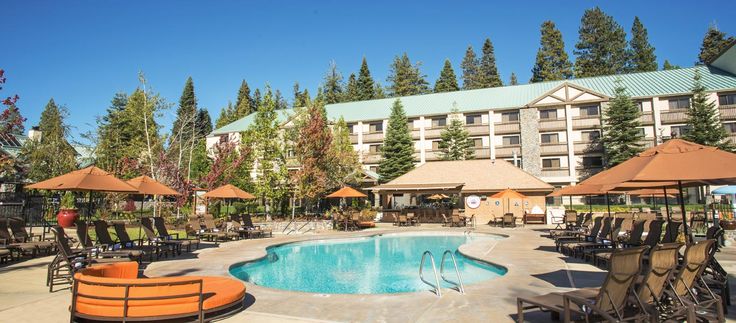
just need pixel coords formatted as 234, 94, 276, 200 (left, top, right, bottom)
461, 46, 479, 90
234, 80, 253, 118
683, 70, 733, 150
292, 82, 311, 108
196, 108, 212, 137
330, 116, 360, 187
322, 61, 344, 104
373, 83, 386, 99
20, 99, 77, 181
662, 60, 681, 70
96, 93, 131, 173
214, 102, 235, 128
378, 99, 414, 182
274, 89, 288, 110
698, 24, 735, 63
530, 21, 573, 82
627, 17, 657, 72
387, 53, 429, 97
252, 88, 262, 110
345, 73, 359, 102
509, 73, 518, 85
171, 77, 197, 147
433, 59, 459, 93
600, 79, 644, 167
574, 7, 628, 77
476, 38, 503, 87
356, 57, 377, 100
439, 107, 474, 160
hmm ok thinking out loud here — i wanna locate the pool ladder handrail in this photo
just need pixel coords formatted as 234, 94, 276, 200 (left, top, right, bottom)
419, 251, 442, 297
440, 250, 465, 294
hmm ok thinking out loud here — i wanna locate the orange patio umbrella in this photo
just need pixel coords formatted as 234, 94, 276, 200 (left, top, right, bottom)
578, 139, 736, 243
25, 166, 138, 221
126, 175, 181, 237
490, 188, 526, 214
326, 186, 367, 198
626, 188, 676, 198
203, 184, 256, 217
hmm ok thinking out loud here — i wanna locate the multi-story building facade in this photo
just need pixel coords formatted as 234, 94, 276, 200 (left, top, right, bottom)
207, 44, 736, 189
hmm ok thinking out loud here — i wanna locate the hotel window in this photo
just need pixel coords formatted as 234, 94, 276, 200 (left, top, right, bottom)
347, 124, 355, 134
581, 130, 601, 142
668, 97, 691, 110
505, 158, 523, 168
431, 141, 440, 151
465, 113, 482, 125
670, 125, 689, 138
542, 158, 561, 169
579, 105, 600, 117
540, 133, 559, 144
539, 109, 558, 120
637, 128, 646, 137
502, 135, 520, 146
582, 156, 604, 168
719, 93, 736, 106
286, 149, 296, 158
725, 123, 736, 133
407, 119, 415, 129
472, 138, 484, 148
369, 166, 378, 173
635, 101, 644, 112
218, 135, 228, 143
432, 117, 447, 128
369, 122, 383, 133
368, 144, 382, 154
501, 111, 519, 122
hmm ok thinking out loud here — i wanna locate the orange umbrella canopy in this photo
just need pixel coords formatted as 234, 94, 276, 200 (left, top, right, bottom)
489, 188, 526, 199
625, 188, 676, 198
580, 139, 736, 186
203, 184, 256, 200
25, 166, 137, 193
326, 186, 367, 198
126, 176, 180, 196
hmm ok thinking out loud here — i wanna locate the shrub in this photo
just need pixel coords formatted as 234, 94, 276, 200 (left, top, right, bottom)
60, 192, 77, 210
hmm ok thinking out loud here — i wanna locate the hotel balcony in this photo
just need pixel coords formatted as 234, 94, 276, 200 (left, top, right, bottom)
573, 141, 603, 154
494, 122, 520, 134
538, 119, 567, 131
424, 127, 443, 139
362, 132, 384, 143
719, 105, 736, 120
638, 139, 655, 149
637, 114, 654, 125
540, 143, 568, 156
660, 109, 688, 124
541, 167, 570, 178
349, 133, 358, 144
473, 147, 491, 159
728, 134, 736, 144
425, 150, 441, 161
495, 145, 521, 158
466, 124, 490, 136
363, 153, 382, 164
571, 117, 601, 129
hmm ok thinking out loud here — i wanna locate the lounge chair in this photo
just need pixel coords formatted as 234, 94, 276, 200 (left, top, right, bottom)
596, 219, 664, 268
0, 248, 10, 264
563, 210, 578, 230
549, 213, 591, 238
153, 216, 199, 250
140, 218, 185, 256
517, 245, 649, 322
243, 214, 272, 237
554, 216, 602, 249
585, 219, 646, 265
70, 261, 245, 322
8, 217, 55, 254
501, 213, 515, 228
92, 220, 148, 261
398, 214, 409, 226
202, 214, 238, 241
570, 221, 623, 259
635, 243, 683, 320
661, 221, 683, 243
559, 217, 611, 255
0, 219, 44, 258
665, 240, 724, 322
75, 221, 142, 262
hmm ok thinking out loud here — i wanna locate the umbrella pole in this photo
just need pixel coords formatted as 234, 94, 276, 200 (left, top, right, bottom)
678, 181, 692, 245
87, 191, 93, 221
569, 196, 572, 211
605, 192, 612, 241
588, 195, 592, 214
663, 186, 672, 223
138, 195, 144, 240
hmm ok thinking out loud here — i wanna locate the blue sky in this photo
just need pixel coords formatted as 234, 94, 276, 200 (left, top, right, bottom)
3, 0, 735, 141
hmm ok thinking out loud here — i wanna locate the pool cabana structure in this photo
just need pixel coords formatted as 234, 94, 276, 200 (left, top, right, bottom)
371, 159, 553, 225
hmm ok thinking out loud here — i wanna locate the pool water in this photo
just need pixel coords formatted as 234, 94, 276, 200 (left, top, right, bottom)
229, 233, 507, 294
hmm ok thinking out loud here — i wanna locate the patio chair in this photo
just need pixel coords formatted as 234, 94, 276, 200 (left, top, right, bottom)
571, 221, 623, 259
140, 218, 184, 256
549, 213, 591, 238
501, 213, 515, 228
563, 210, 578, 230
202, 214, 236, 241
0, 248, 10, 264
635, 243, 683, 320
153, 216, 199, 250
8, 217, 55, 255
517, 245, 649, 322
554, 217, 603, 250
661, 221, 683, 243
665, 240, 724, 322
702, 225, 730, 312
596, 219, 665, 268
0, 218, 44, 259
75, 221, 142, 262
398, 214, 409, 226
589, 220, 646, 266
441, 213, 450, 227
560, 217, 613, 257
92, 220, 148, 261
243, 214, 272, 237
450, 214, 465, 227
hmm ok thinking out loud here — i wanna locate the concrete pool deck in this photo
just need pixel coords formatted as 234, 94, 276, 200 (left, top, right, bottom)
1, 224, 735, 322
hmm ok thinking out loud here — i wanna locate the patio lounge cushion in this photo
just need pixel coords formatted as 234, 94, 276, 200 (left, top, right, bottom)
72, 262, 245, 319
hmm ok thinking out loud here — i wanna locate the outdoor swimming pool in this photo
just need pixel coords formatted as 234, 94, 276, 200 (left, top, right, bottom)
229, 233, 507, 294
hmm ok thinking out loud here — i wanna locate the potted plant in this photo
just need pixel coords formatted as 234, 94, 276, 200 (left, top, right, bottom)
57, 191, 79, 228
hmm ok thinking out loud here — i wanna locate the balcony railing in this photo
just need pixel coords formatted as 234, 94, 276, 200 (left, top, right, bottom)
540, 143, 568, 156
637, 114, 654, 124
541, 168, 570, 178
571, 117, 600, 129
539, 119, 567, 131
467, 124, 490, 136
637, 139, 655, 149
362, 132, 384, 143
494, 145, 521, 158
349, 133, 358, 144
719, 106, 736, 120
494, 122, 520, 134
425, 150, 441, 161
728, 134, 736, 144
473, 147, 490, 159
424, 127, 443, 139
363, 153, 382, 164
573, 141, 603, 154
660, 110, 688, 124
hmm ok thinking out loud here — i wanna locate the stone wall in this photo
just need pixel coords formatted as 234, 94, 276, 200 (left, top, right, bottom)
520, 107, 541, 176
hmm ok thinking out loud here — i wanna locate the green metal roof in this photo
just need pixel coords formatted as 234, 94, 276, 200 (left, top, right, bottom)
209, 65, 736, 136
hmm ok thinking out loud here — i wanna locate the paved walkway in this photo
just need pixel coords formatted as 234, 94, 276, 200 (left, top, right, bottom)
0, 224, 734, 322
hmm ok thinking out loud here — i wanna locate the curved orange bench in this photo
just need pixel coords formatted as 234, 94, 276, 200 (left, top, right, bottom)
71, 262, 245, 322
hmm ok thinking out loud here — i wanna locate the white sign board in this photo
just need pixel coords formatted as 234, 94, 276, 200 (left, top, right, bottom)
466, 195, 481, 209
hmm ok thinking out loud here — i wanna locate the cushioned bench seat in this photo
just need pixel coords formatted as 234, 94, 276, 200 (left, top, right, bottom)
71, 262, 245, 322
